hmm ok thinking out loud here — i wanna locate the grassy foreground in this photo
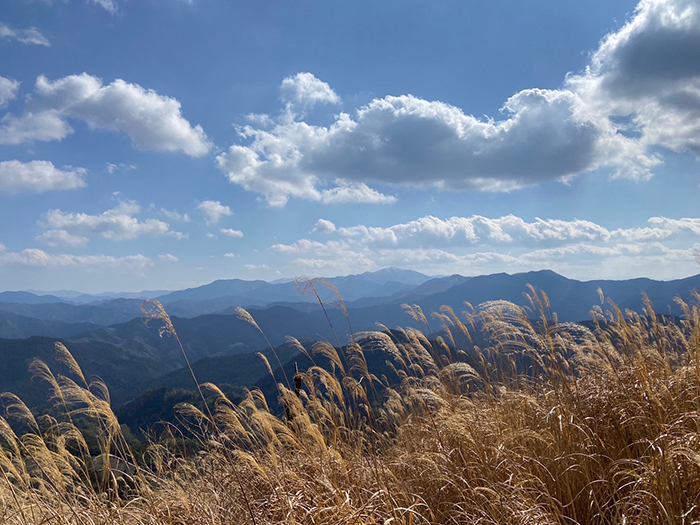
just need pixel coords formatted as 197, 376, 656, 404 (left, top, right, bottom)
0, 286, 699, 524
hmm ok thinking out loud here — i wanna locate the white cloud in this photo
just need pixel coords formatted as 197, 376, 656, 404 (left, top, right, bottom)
35, 229, 89, 247
245, 113, 275, 127
245, 263, 269, 270
106, 162, 136, 174
272, 213, 700, 279
159, 253, 179, 262
0, 160, 86, 193
37, 200, 170, 245
24, 0, 119, 13
0, 110, 72, 145
280, 72, 340, 115
220, 228, 243, 238
313, 218, 336, 234
569, 0, 700, 157
89, 0, 118, 13
0, 74, 211, 155
161, 208, 190, 222
217, 83, 656, 206
272, 238, 352, 257
198, 200, 232, 225
0, 249, 153, 271
223, 253, 236, 258
319, 181, 396, 204
0, 23, 51, 46
323, 214, 700, 249
167, 231, 189, 240
0, 77, 19, 107
291, 258, 336, 270
219, 2, 700, 204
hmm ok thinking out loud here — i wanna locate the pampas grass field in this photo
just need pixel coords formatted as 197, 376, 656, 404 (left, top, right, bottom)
1, 282, 699, 524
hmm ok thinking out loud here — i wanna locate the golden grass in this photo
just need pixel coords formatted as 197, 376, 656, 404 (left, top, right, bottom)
0, 288, 699, 524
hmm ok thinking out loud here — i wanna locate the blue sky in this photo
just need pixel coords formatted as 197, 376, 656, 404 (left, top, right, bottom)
1, 0, 699, 292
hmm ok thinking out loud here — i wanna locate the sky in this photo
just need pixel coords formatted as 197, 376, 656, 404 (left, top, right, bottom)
1, 0, 700, 292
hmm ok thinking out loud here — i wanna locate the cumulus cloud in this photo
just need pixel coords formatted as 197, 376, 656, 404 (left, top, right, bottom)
569, 0, 700, 156
280, 72, 340, 115
313, 218, 336, 234
0, 160, 86, 193
319, 181, 397, 204
322, 214, 700, 248
272, 238, 352, 257
220, 228, 243, 238
223, 252, 236, 258
0, 74, 211, 155
218, 1, 700, 204
0, 23, 51, 46
0, 77, 19, 107
0, 110, 72, 145
270, 213, 700, 279
36, 200, 170, 245
159, 253, 179, 262
198, 200, 232, 225
217, 83, 655, 206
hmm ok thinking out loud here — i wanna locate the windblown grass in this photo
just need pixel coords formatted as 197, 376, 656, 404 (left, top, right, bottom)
0, 288, 699, 524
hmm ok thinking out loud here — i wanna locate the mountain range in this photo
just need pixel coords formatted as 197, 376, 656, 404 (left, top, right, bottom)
1, 268, 699, 422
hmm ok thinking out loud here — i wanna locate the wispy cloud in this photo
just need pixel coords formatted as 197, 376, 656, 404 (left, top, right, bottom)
0, 23, 51, 46
161, 208, 190, 222
0, 248, 153, 271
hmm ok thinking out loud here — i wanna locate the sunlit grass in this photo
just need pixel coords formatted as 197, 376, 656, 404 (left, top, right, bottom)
0, 287, 699, 524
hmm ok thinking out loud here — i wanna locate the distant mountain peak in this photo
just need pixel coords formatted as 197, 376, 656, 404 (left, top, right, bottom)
357, 267, 431, 286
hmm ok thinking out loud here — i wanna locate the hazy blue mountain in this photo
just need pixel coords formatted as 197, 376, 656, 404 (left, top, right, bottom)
354, 268, 431, 286
155, 268, 432, 316
122, 342, 303, 404
0, 299, 143, 325
70, 307, 345, 364
25, 289, 171, 303
347, 274, 471, 308
0, 310, 101, 339
2, 269, 699, 356
67, 290, 171, 304
416, 270, 700, 321
0, 336, 167, 408
3, 268, 700, 417
0, 291, 69, 305
157, 279, 298, 306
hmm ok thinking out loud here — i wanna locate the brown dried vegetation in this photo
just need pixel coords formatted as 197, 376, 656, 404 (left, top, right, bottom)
0, 288, 699, 524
